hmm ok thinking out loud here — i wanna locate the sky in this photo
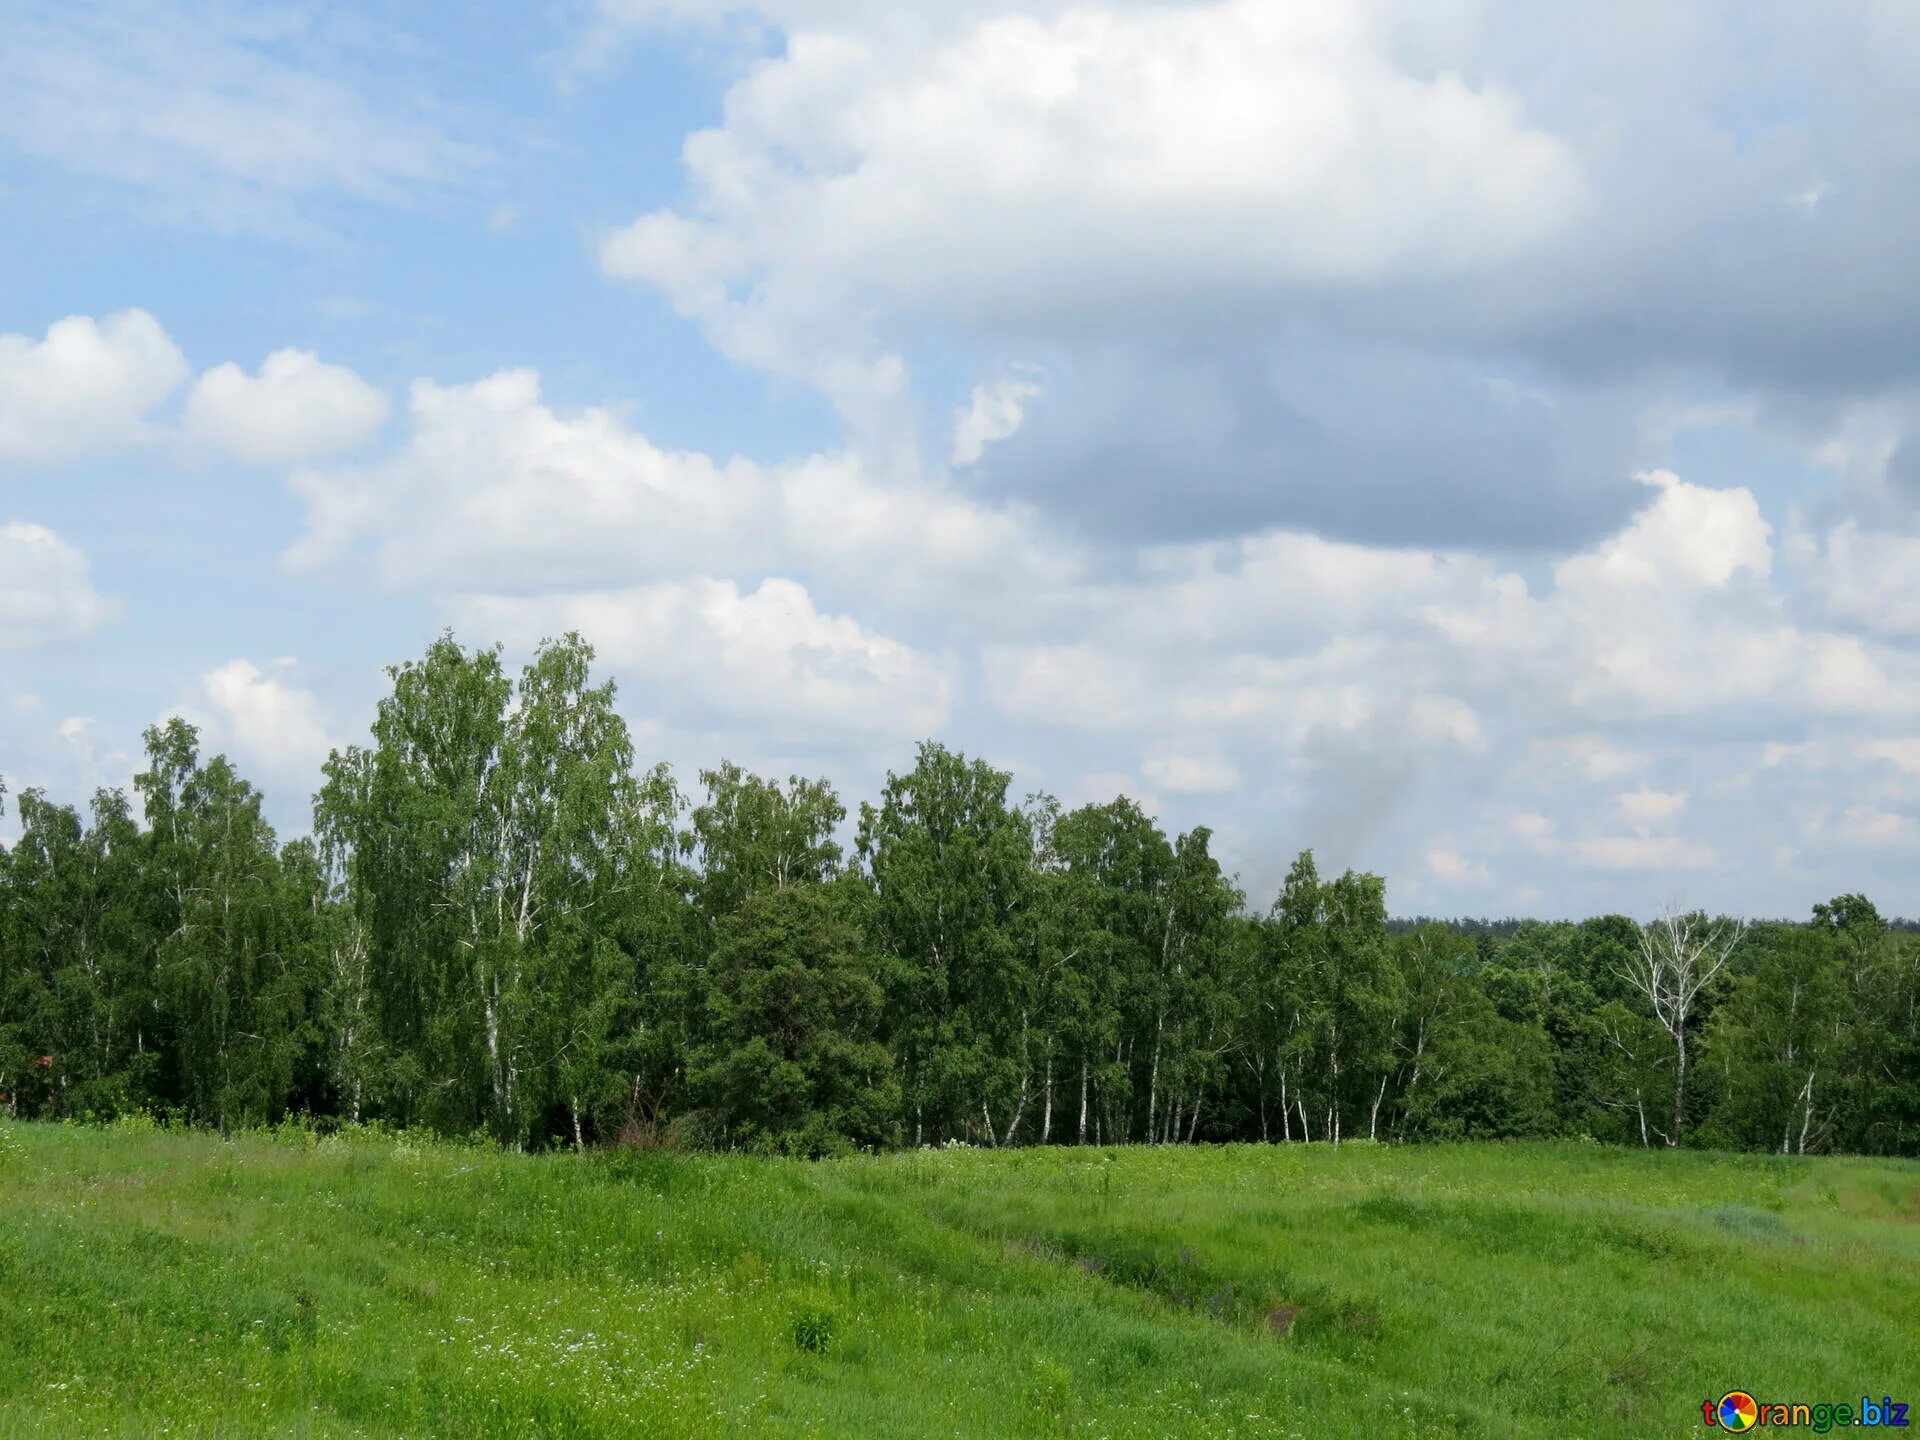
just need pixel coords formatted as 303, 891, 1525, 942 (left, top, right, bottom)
6, 0, 1920, 919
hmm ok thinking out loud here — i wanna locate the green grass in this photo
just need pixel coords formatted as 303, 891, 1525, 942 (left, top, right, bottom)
2, 1120, 1916, 1437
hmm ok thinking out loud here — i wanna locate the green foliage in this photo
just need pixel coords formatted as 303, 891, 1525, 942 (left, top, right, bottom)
3, 631, 1919, 1160
788, 1302, 840, 1354
690, 884, 898, 1156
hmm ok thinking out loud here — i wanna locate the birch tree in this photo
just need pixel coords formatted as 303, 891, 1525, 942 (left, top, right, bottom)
1621, 905, 1745, 1147
690, 762, 844, 926
856, 743, 1031, 1145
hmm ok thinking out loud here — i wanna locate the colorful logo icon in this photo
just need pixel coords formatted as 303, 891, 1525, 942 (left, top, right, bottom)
1717, 1392, 1759, 1432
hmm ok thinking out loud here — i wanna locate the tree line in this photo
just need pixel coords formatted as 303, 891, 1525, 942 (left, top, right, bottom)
3, 634, 1917, 1157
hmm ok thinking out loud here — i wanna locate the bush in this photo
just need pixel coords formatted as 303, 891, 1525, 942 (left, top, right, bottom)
789, 1303, 839, 1355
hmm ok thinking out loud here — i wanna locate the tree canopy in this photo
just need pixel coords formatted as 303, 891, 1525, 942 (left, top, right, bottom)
4, 633, 1916, 1159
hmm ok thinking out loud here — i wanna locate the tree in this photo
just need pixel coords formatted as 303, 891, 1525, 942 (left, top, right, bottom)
857, 742, 1032, 1145
1703, 925, 1844, 1153
316, 632, 647, 1145
1248, 852, 1324, 1141
1263, 855, 1401, 1143
1620, 905, 1744, 1147
1043, 798, 1144, 1144
557, 760, 690, 1148
690, 883, 897, 1155
11, 631, 1920, 1162
690, 762, 843, 926
1138, 826, 1241, 1144
1, 783, 159, 1121
139, 721, 316, 1132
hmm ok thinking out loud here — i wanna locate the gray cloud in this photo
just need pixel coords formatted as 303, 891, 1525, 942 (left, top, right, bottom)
970, 342, 1645, 549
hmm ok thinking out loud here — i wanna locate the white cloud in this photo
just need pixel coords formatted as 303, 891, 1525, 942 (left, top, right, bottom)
1763, 739, 1826, 769
453, 577, 952, 739
1839, 803, 1910, 847
1860, 737, 1920, 775
1426, 847, 1491, 884
1557, 470, 1771, 592
1066, 770, 1161, 817
286, 368, 1064, 621
1574, 834, 1716, 871
952, 375, 1041, 466
184, 659, 338, 780
602, 0, 1583, 411
1615, 787, 1688, 825
285, 368, 765, 582
1526, 736, 1648, 781
1434, 471, 1918, 722
1798, 521, 1920, 638
983, 643, 1148, 730
1141, 752, 1239, 796
186, 349, 389, 465
275, 346, 1920, 910
0, 523, 118, 647
1509, 811, 1559, 852
0, 310, 188, 463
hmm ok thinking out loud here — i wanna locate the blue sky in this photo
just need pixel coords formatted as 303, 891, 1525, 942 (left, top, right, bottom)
7, 0, 1920, 919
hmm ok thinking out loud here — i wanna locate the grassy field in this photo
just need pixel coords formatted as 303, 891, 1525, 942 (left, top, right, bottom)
0, 1121, 1915, 1438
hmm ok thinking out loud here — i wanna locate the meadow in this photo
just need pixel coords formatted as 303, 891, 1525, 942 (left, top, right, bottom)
0, 1122, 1915, 1438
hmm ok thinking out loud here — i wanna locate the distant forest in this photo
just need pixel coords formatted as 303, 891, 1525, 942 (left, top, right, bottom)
4, 635, 1916, 1158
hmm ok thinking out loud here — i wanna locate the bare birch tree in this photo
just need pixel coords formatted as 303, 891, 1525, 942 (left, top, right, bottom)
1620, 904, 1745, 1147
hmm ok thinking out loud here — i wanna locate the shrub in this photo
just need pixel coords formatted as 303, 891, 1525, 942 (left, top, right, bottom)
790, 1303, 839, 1355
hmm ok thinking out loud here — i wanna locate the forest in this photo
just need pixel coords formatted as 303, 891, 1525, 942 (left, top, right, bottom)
3, 634, 1917, 1158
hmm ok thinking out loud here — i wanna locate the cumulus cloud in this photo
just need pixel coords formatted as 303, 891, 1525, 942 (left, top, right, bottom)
277, 337, 1920, 906
0, 523, 118, 647
0, 310, 188, 463
602, 0, 1582, 425
1574, 834, 1715, 872
1795, 522, 1920, 639
607, 2, 1581, 302
1426, 847, 1491, 885
285, 367, 1069, 625
452, 578, 952, 740
1528, 736, 1648, 782
186, 349, 389, 465
952, 375, 1041, 468
18, 2, 1920, 918
284, 368, 759, 583
584, 0, 1920, 560
1615, 788, 1688, 825
1427, 470, 1920, 722
1141, 753, 1240, 796
1, 314, 389, 471
1509, 812, 1560, 853
1859, 737, 1920, 775
280, 362, 1920, 895
1559, 470, 1771, 591
1839, 803, 1911, 847
173, 659, 339, 782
